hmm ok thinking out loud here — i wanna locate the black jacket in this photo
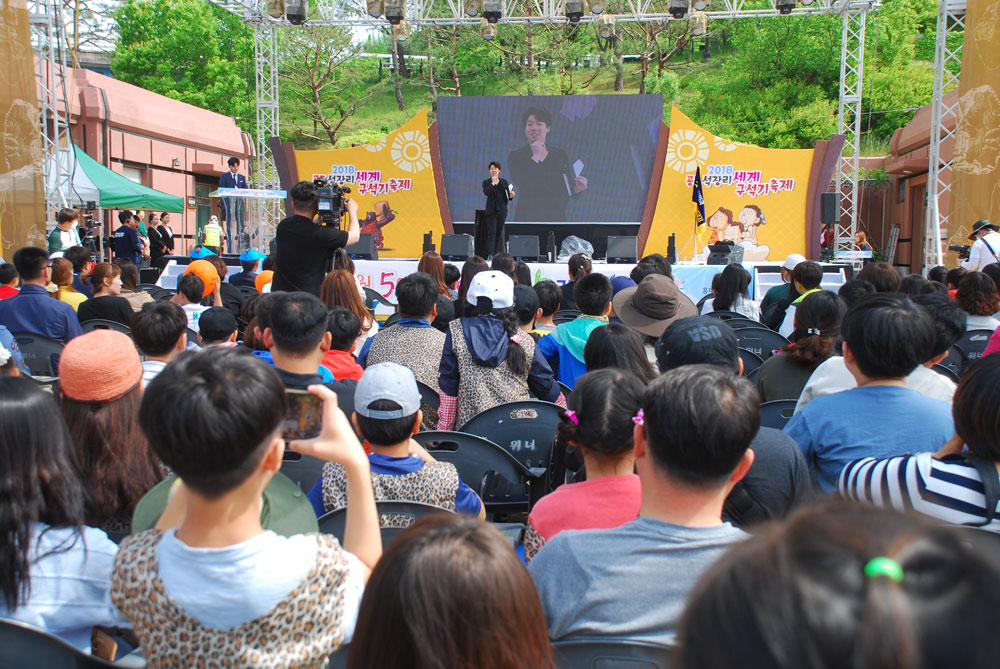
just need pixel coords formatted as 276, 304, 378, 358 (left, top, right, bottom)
482, 178, 512, 214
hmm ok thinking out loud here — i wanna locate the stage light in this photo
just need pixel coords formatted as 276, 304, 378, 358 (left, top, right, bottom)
392, 18, 410, 40
465, 0, 482, 16
589, 0, 605, 15
667, 0, 688, 20
597, 13, 615, 38
384, 0, 405, 24
775, 0, 794, 14
690, 10, 707, 36
266, 0, 285, 19
285, 0, 307, 23
692, 0, 709, 8
483, 0, 502, 23
480, 17, 497, 39
366, 0, 383, 17
565, 0, 585, 22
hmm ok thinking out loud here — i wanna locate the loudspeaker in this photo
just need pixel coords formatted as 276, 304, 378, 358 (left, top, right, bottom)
820, 192, 838, 224
706, 242, 744, 266
508, 235, 540, 261
139, 268, 161, 284
606, 236, 638, 263
441, 233, 474, 261
667, 234, 677, 265
345, 234, 378, 260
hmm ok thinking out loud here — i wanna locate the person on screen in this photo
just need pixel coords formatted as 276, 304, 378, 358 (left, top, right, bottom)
506, 106, 587, 223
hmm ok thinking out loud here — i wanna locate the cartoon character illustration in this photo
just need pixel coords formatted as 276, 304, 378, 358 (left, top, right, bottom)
360, 200, 395, 249
738, 205, 766, 245
705, 207, 734, 245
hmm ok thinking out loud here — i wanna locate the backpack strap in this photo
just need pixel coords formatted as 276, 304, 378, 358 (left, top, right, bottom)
944, 453, 1000, 525
982, 237, 1000, 263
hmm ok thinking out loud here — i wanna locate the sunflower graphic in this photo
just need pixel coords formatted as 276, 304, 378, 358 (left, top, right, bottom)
665, 129, 710, 173
390, 130, 431, 173
713, 136, 739, 152
365, 138, 386, 152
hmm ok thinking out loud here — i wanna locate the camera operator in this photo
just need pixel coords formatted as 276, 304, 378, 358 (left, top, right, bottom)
272, 180, 359, 296
959, 219, 1000, 272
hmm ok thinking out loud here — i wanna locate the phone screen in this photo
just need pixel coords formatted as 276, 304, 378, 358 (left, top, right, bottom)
282, 389, 323, 441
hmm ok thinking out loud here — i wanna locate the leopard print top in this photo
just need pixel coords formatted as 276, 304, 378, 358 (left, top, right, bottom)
112, 530, 350, 668
522, 521, 547, 564
365, 324, 446, 430
321, 460, 459, 527
449, 319, 535, 429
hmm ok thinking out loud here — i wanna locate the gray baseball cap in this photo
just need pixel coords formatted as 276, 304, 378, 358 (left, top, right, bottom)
355, 362, 421, 419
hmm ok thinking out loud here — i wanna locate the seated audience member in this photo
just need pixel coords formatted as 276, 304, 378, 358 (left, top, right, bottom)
491, 253, 517, 281
230, 248, 265, 288
956, 271, 1000, 331
514, 260, 532, 288
784, 294, 954, 493
538, 273, 613, 387
928, 264, 948, 285
78, 262, 135, 327
50, 257, 87, 312
629, 254, 672, 286
114, 259, 154, 312
197, 306, 239, 347
838, 277, 875, 306
438, 271, 563, 431
897, 273, 930, 296
132, 301, 188, 385
0, 378, 125, 651
701, 263, 760, 321
0, 339, 22, 376
347, 515, 553, 669
947, 266, 968, 295
797, 292, 964, 411
444, 263, 460, 300
858, 261, 902, 293
321, 269, 378, 351
417, 250, 457, 331
778, 260, 823, 337
0, 262, 19, 299
524, 369, 644, 562
614, 273, 699, 365
583, 321, 657, 382
453, 256, 489, 318
204, 255, 244, 317
361, 272, 445, 430
58, 330, 164, 534
609, 276, 637, 322
676, 503, 1000, 669
760, 254, 805, 314
840, 354, 1000, 528
63, 245, 94, 298
321, 307, 364, 381
656, 316, 813, 525
245, 291, 283, 359
532, 279, 561, 336
0, 247, 82, 342
561, 253, 592, 311
514, 284, 541, 338
308, 362, 484, 520
983, 262, 1000, 297
171, 273, 211, 332
113, 349, 380, 665
755, 290, 843, 402
530, 365, 753, 645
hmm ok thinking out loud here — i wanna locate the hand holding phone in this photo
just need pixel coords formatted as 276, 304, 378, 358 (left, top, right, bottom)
282, 389, 324, 441
286, 385, 366, 468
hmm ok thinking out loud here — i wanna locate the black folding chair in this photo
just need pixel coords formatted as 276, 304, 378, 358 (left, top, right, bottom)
557, 381, 573, 399
932, 364, 961, 384
551, 637, 675, 669
363, 287, 397, 312
939, 345, 964, 378
734, 329, 789, 361
705, 310, 746, 321
153, 288, 175, 301
318, 501, 452, 547
954, 329, 994, 373
11, 332, 64, 377
138, 283, 160, 296
458, 400, 562, 473
0, 619, 117, 668
186, 328, 200, 346
416, 380, 440, 410
738, 348, 764, 377
759, 399, 797, 431
281, 452, 327, 492
381, 311, 401, 328
81, 319, 132, 335
553, 309, 581, 325
238, 285, 259, 300
727, 318, 768, 330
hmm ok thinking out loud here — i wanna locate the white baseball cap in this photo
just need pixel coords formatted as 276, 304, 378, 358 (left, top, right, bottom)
466, 270, 514, 309
783, 254, 806, 271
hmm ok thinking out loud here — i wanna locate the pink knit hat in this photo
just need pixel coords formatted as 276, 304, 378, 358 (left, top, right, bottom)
59, 330, 142, 402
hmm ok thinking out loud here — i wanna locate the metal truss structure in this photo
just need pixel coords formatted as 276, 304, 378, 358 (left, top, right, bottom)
833, 3, 868, 259
253, 24, 284, 236
923, 0, 964, 272
29, 0, 75, 214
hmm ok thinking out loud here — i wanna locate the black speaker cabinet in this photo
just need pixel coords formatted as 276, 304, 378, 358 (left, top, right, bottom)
667, 234, 677, 265
345, 234, 378, 260
606, 236, 638, 263
706, 242, 744, 266
441, 233, 475, 261
820, 192, 839, 224
507, 235, 540, 261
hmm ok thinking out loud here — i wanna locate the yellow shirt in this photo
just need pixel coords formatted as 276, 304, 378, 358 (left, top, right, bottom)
58, 286, 87, 312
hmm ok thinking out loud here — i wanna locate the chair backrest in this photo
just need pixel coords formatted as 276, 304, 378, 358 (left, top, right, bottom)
317, 501, 452, 546
280, 452, 327, 492
738, 348, 764, 376
238, 285, 259, 299
458, 400, 562, 472
137, 283, 160, 295
705, 310, 745, 321
553, 309, 581, 325
931, 363, 961, 384
153, 288, 176, 301
363, 287, 397, 311
940, 345, 964, 378
382, 311, 401, 329
734, 329, 789, 361
416, 379, 440, 410
0, 619, 117, 668
80, 319, 132, 335
414, 431, 543, 512
727, 318, 768, 330
759, 399, 797, 431
551, 637, 674, 669
186, 328, 199, 346
955, 329, 994, 371
11, 332, 64, 377
557, 381, 573, 399
950, 525, 1000, 568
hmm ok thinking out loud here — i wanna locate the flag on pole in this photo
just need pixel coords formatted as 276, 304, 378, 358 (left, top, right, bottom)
692, 166, 706, 232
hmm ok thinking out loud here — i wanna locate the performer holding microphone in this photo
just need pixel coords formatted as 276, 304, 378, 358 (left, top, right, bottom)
482, 161, 514, 259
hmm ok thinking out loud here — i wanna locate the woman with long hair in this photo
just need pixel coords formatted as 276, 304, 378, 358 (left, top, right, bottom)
561, 252, 592, 311
853, 230, 872, 251
320, 269, 377, 351
418, 250, 457, 330
583, 322, 657, 382
115, 259, 154, 312
348, 514, 555, 669
50, 257, 87, 312
454, 255, 489, 318
78, 262, 135, 327
58, 330, 163, 535
755, 290, 844, 402
0, 377, 125, 650
702, 263, 760, 320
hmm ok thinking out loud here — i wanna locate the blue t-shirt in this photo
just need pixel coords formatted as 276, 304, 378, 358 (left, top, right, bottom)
783, 385, 954, 493
249, 349, 336, 384
306, 452, 482, 517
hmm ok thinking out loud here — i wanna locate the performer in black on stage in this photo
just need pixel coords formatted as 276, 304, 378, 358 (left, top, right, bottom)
482, 161, 515, 259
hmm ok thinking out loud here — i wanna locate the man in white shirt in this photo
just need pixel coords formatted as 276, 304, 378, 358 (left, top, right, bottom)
47, 208, 82, 254
959, 220, 1000, 272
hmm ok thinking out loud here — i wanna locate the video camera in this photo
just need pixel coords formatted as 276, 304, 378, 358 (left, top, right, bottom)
313, 177, 351, 227
948, 244, 971, 259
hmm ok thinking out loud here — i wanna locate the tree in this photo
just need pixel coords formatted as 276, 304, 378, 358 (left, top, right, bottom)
112, 0, 254, 133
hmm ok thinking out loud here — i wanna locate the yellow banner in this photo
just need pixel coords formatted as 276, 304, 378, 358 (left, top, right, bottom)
294, 109, 445, 258
648, 107, 814, 262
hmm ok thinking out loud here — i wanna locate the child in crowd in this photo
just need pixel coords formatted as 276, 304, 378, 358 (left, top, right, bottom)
131, 301, 188, 385
196, 306, 239, 347
308, 362, 485, 520
113, 348, 380, 665
321, 306, 364, 381
514, 284, 541, 338
171, 273, 209, 332
523, 369, 644, 562
531, 279, 561, 336
537, 272, 613, 387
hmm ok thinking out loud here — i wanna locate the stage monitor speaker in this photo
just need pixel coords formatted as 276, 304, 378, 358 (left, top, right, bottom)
508, 235, 540, 261
820, 192, 838, 224
706, 242, 744, 266
139, 268, 161, 285
422, 231, 435, 255
606, 236, 638, 264
667, 234, 677, 265
345, 234, 379, 260
441, 233, 474, 261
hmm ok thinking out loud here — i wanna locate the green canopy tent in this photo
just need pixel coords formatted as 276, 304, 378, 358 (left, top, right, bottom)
57, 145, 184, 212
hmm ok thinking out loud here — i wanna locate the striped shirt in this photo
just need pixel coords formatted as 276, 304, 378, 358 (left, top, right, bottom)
839, 452, 1000, 531
141, 360, 167, 387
